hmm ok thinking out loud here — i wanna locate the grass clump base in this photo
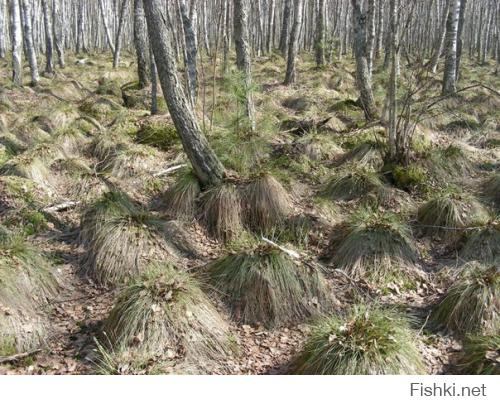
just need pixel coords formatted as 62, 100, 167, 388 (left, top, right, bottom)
460, 219, 500, 263
79, 192, 172, 287
323, 168, 383, 202
200, 183, 243, 242
243, 173, 291, 233
325, 209, 422, 286
0, 228, 58, 352
417, 189, 489, 238
431, 263, 499, 334
458, 335, 499, 375
483, 174, 500, 206
163, 171, 201, 220
293, 305, 425, 375
103, 263, 234, 372
205, 244, 329, 327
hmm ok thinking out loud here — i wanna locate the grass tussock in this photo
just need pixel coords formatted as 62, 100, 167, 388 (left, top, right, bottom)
243, 173, 292, 233
338, 136, 385, 170
460, 219, 500, 263
426, 145, 475, 179
0, 228, 58, 352
79, 192, 173, 287
458, 335, 499, 375
103, 264, 234, 368
204, 244, 329, 327
293, 305, 425, 375
199, 183, 243, 242
323, 168, 383, 202
482, 174, 500, 206
325, 209, 422, 286
417, 189, 489, 237
163, 171, 201, 220
431, 263, 499, 334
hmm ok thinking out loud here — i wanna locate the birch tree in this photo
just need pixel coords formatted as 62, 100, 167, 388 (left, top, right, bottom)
284, 0, 304, 85
41, 0, 54, 74
143, 0, 226, 187
351, 0, 377, 120
134, 0, 150, 89
442, 0, 460, 95
10, 0, 23, 86
234, 0, 257, 131
20, 0, 39, 86
315, 0, 326, 67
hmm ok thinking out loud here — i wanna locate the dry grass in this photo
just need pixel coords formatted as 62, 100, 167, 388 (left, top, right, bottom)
204, 244, 329, 327
243, 173, 292, 233
199, 183, 243, 242
325, 208, 423, 286
417, 189, 490, 238
79, 192, 173, 287
163, 171, 201, 220
458, 334, 500, 375
431, 263, 499, 334
0, 228, 58, 353
103, 263, 234, 370
460, 219, 500, 264
293, 304, 425, 375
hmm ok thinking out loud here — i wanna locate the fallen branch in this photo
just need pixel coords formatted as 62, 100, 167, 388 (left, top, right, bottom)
43, 201, 81, 214
153, 164, 187, 178
76, 116, 103, 131
0, 349, 41, 364
262, 237, 301, 259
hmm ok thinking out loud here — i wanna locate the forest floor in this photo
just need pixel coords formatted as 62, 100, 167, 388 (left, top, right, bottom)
0, 52, 498, 374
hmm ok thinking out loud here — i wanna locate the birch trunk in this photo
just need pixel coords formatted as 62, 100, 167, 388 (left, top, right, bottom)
315, 0, 326, 67
279, 0, 292, 57
234, 0, 256, 131
284, 0, 304, 85
134, 0, 150, 89
113, 0, 129, 68
455, 0, 467, 79
179, 0, 198, 106
53, 0, 65, 68
0, 0, 5, 59
143, 0, 225, 188
442, 0, 460, 95
20, 0, 39, 86
351, 0, 377, 120
366, 0, 376, 77
10, 0, 23, 85
98, 0, 116, 54
429, 0, 450, 73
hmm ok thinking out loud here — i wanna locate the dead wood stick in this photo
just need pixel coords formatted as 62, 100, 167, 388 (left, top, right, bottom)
43, 201, 81, 214
261, 237, 301, 259
153, 164, 187, 178
0, 349, 41, 364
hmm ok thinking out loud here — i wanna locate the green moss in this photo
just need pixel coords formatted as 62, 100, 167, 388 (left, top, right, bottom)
135, 121, 179, 150
392, 164, 430, 193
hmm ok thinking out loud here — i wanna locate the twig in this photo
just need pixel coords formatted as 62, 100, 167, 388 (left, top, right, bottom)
152, 163, 187, 178
418, 312, 431, 336
43, 201, 81, 214
261, 237, 301, 259
75, 116, 103, 131
0, 349, 41, 364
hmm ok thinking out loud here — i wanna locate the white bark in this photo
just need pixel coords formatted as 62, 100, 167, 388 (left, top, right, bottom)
10, 0, 23, 85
